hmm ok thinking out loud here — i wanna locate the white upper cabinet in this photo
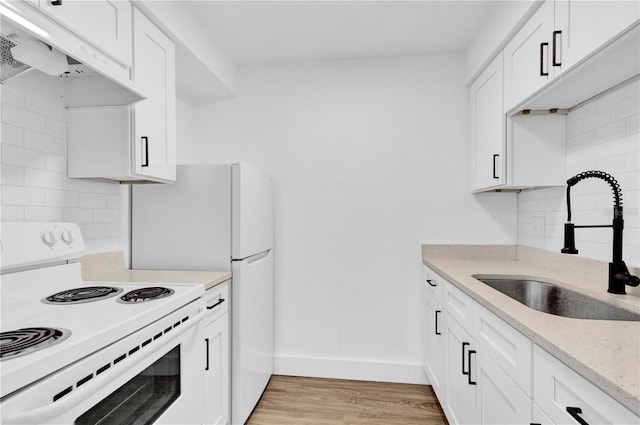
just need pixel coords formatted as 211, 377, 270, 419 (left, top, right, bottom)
36, 0, 133, 67
504, 0, 555, 112
503, 0, 639, 112
554, 0, 640, 73
67, 7, 176, 183
470, 53, 505, 191
131, 7, 176, 182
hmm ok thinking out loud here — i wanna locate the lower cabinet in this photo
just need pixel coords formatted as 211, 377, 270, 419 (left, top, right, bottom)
202, 283, 230, 425
424, 289, 445, 397
444, 312, 531, 425
422, 266, 640, 425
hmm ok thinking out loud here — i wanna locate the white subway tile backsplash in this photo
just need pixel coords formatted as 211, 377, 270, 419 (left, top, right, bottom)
25, 130, 65, 155
2, 89, 123, 254
2, 103, 46, 132
1, 87, 25, 107
25, 206, 63, 221
78, 192, 107, 209
45, 153, 67, 173
2, 144, 46, 169
25, 96, 65, 121
2, 185, 45, 206
45, 116, 67, 139
1, 164, 25, 186
45, 189, 78, 208
610, 96, 640, 122
63, 207, 93, 224
582, 108, 610, 132
1, 123, 25, 146
25, 169, 64, 189
1, 206, 24, 220
518, 82, 640, 267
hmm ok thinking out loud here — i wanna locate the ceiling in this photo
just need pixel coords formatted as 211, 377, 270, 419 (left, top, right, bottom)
187, 1, 496, 65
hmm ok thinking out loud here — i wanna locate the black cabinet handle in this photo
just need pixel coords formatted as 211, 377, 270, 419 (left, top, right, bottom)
552, 30, 562, 66
426, 279, 437, 287
530, 423, 542, 425
566, 407, 589, 425
141, 136, 149, 167
540, 42, 549, 76
467, 350, 477, 385
207, 298, 225, 310
435, 310, 441, 335
205, 338, 210, 371
492, 154, 499, 179
51, 0, 62, 5
461, 342, 470, 375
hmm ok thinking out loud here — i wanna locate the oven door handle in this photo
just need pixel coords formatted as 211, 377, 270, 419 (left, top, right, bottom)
4, 308, 207, 425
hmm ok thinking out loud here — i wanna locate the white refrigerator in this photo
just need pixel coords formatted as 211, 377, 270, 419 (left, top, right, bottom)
131, 163, 274, 425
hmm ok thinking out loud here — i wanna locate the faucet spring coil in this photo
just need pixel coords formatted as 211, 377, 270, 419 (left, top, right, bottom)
567, 170, 623, 207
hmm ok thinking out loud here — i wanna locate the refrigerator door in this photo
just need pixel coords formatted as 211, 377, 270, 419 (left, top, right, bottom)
131, 165, 232, 271
232, 162, 274, 260
231, 250, 274, 425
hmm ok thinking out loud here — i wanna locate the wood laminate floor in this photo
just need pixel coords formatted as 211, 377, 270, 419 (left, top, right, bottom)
246, 375, 448, 425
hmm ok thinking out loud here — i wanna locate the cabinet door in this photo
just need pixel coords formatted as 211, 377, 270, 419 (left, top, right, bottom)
132, 8, 176, 182
39, 0, 132, 67
555, 0, 640, 74
476, 349, 532, 425
534, 346, 639, 425
470, 53, 505, 191
424, 293, 445, 398
504, 0, 555, 111
444, 314, 479, 425
204, 313, 230, 425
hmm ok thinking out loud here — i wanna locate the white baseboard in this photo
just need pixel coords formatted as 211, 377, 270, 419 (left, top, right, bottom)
274, 354, 429, 385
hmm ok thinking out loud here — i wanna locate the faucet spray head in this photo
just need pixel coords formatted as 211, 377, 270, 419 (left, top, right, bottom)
561, 223, 579, 254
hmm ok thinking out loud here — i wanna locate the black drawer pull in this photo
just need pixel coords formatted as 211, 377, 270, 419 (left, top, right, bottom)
552, 30, 562, 66
141, 136, 149, 167
426, 279, 437, 287
461, 342, 470, 375
566, 407, 589, 425
540, 42, 549, 76
207, 298, 225, 310
205, 338, 210, 371
435, 310, 441, 335
51, 0, 62, 5
492, 154, 499, 179
467, 349, 477, 385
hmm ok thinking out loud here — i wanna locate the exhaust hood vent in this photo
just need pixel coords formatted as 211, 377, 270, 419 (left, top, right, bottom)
0, 34, 30, 82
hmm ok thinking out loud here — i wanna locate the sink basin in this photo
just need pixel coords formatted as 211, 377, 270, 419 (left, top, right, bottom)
475, 277, 640, 321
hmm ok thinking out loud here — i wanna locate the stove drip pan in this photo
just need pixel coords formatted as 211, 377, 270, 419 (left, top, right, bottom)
119, 287, 175, 303
0, 327, 71, 360
42, 286, 123, 304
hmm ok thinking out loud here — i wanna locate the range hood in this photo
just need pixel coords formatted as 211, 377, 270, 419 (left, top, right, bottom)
0, 1, 144, 107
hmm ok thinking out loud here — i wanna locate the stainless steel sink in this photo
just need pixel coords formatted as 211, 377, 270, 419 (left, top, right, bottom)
475, 277, 640, 321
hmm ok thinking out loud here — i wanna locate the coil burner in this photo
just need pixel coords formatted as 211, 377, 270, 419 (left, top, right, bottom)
42, 286, 123, 305
119, 287, 175, 303
0, 327, 71, 360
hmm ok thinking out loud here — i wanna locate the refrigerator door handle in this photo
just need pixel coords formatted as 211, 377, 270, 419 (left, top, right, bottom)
237, 250, 271, 264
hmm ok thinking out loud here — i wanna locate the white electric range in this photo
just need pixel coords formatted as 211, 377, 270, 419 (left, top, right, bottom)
0, 222, 206, 425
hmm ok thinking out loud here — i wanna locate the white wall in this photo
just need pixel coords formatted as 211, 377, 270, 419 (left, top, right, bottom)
1, 85, 126, 254
184, 55, 517, 383
518, 80, 640, 268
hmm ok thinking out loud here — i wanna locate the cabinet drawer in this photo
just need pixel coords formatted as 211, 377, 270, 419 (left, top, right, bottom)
423, 265, 444, 304
534, 345, 639, 425
444, 281, 474, 333
473, 302, 532, 396
202, 281, 230, 324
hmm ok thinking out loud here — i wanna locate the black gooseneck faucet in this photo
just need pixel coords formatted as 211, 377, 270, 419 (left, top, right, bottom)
561, 170, 640, 294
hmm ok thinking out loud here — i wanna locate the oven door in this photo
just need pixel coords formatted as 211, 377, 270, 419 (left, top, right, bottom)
1, 305, 206, 425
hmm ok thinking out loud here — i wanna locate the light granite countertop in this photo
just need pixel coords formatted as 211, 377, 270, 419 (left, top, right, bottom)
422, 245, 640, 416
81, 251, 231, 291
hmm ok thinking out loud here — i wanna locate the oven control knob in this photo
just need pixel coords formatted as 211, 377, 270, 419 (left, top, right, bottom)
42, 231, 57, 247
61, 229, 74, 245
